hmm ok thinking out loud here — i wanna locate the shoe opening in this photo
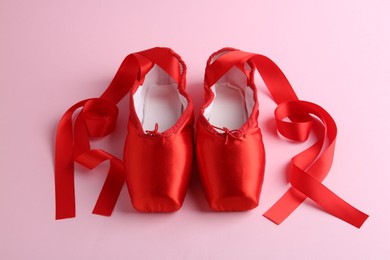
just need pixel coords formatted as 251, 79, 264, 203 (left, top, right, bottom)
133, 64, 188, 133
203, 63, 255, 131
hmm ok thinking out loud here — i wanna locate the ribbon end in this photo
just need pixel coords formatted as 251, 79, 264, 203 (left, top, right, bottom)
55, 210, 76, 220
92, 208, 112, 217
263, 212, 283, 225
348, 213, 369, 229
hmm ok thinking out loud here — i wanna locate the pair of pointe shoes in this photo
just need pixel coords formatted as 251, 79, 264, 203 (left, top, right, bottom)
55, 47, 368, 229
55, 47, 266, 216
125, 47, 264, 212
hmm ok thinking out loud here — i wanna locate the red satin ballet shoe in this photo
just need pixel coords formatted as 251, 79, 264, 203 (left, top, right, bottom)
55, 47, 194, 219
124, 48, 194, 212
196, 47, 368, 228
196, 48, 265, 211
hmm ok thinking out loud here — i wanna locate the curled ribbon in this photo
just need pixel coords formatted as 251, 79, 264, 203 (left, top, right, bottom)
264, 100, 369, 228
55, 52, 140, 219
55, 98, 125, 219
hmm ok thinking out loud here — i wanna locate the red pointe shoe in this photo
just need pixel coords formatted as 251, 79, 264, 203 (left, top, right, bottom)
196, 48, 265, 211
195, 48, 368, 228
124, 48, 194, 212
55, 47, 193, 219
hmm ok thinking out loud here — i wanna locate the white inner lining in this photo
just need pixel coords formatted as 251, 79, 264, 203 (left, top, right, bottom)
133, 64, 188, 132
204, 65, 254, 131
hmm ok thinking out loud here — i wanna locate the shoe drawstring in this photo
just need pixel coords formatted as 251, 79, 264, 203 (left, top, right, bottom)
211, 125, 243, 144
145, 123, 160, 136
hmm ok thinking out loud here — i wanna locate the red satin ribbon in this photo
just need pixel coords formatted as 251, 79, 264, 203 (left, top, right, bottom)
206, 50, 368, 228
55, 98, 125, 219
55, 48, 183, 219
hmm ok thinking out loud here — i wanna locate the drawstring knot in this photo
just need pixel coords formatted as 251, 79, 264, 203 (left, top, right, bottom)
212, 125, 243, 144
145, 123, 160, 136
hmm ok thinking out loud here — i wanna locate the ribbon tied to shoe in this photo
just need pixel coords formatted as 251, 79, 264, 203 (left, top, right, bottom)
55, 47, 184, 219
206, 49, 368, 228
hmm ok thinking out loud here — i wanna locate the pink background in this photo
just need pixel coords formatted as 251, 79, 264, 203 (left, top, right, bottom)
1, 0, 389, 259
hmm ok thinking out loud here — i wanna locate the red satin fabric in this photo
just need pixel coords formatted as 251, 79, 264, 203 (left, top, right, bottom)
55, 47, 193, 218
197, 48, 368, 228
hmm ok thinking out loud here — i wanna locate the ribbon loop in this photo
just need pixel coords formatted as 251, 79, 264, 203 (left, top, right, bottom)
275, 102, 313, 142
82, 98, 119, 138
